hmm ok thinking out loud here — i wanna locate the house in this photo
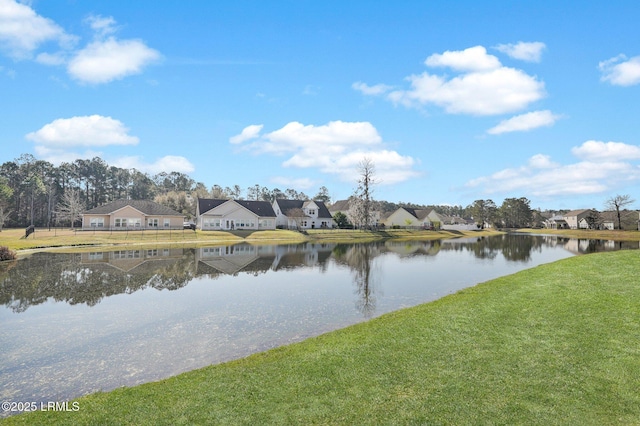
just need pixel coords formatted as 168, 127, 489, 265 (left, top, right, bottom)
272, 199, 334, 229
599, 210, 640, 230
328, 198, 381, 228
381, 207, 442, 229
563, 209, 595, 229
544, 215, 569, 229
196, 198, 276, 230
81, 199, 184, 230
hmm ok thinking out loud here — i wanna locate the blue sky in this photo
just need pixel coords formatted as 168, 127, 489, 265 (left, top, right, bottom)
1, 0, 640, 210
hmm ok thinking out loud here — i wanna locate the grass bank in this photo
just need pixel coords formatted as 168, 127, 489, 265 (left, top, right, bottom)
0, 228, 500, 253
4, 250, 639, 425
517, 227, 640, 241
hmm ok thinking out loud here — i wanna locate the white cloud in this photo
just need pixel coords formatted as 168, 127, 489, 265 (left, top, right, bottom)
229, 124, 263, 144
571, 140, 640, 161
0, 0, 76, 59
360, 45, 546, 116
68, 37, 161, 84
86, 15, 117, 38
487, 110, 561, 135
599, 54, 640, 86
424, 46, 501, 71
352, 81, 393, 96
25, 115, 139, 147
494, 42, 546, 62
466, 140, 640, 198
112, 155, 195, 174
231, 120, 420, 184
0, 2, 160, 84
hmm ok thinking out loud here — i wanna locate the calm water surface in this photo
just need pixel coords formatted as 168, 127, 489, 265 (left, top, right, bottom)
1, 234, 637, 415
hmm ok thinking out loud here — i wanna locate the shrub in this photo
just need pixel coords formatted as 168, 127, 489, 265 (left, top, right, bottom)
0, 246, 17, 261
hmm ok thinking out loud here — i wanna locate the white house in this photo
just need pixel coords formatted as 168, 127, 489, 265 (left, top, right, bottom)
272, 199, 334, 229
196, 198, 276, 231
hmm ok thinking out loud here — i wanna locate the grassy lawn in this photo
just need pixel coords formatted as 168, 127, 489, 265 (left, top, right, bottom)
0, 227, 500, 252
517, 227, 640, 241
3, 250, 639, 425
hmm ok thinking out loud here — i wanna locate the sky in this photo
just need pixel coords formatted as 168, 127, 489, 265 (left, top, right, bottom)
1, 0, 640, 210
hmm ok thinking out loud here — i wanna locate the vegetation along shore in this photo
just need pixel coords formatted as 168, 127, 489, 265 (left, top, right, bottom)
0, 227, 502, 253
2, 249, 639, 425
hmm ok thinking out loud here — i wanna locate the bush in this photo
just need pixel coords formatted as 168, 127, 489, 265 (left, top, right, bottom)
0, 246, 17, 261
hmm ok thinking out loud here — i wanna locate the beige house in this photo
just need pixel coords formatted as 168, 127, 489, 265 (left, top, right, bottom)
197, 198, 277, 230
81, 199, 184, 230
382, 207, 442, 229
563, 209, 594, 229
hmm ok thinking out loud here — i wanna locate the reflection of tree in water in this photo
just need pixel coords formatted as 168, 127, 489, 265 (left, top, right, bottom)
0, 249, 196, 312
441, 234, 545, 262
333, 243, 383, 318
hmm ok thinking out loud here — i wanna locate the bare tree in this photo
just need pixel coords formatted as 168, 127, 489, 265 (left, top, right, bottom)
57, 190, 84, 229
0, 206, 11, 231
605, 194, 635, 230
286, 208, 307, 230
352, 157, 377, 229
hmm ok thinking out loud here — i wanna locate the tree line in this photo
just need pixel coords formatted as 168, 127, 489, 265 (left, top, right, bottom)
0, 154, 331, 228
2, 154, 631, 230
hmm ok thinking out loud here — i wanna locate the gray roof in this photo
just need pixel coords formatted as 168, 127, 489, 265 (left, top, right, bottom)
198, 198, 276, 217
328, 199, 351, 212
275, 199, 332, 219
83, 199, 183, 216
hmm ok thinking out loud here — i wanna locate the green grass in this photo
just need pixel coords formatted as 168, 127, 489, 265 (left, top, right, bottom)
517, 227, 640, 241
3, 250, 640, 425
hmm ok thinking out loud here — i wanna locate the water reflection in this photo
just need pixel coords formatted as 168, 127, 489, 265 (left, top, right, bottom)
1, 234, 638, 417
1, 235, 638, 314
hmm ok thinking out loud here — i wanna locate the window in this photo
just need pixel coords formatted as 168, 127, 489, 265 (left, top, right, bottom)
308, 209, 316, 215
203, 218, 221, 228
164, 219, 170, 228
148, 218, 159, 228
90, 217, 104, 228
115, 218, 126, 227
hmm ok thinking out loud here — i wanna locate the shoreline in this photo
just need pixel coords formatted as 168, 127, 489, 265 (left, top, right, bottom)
1, 228, 504, 255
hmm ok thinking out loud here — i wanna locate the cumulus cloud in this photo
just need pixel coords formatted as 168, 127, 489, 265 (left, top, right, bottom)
231, 120, 420, 184
0, 2, 159, 84
424, 45, 502, 71
494, 42, 546, 62
599, 54, 640, 86
26, 115, 139, 147
0, 0, 77, 59
229, 124, 263, 144
571, 140, 640, 161
465, 140, 640, 197
358, 45, 545, 116
112, 155, 195, 174
68, 37, 161, 84
487, 110, 561, 135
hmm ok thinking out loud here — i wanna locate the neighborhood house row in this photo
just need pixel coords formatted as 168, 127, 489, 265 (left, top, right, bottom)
81, 199, 640, 231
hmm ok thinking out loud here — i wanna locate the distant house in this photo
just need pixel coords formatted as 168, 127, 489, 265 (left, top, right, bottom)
599, 210, 640, 230
196, 198, 276, 230
382, 207, 442, 229
563, 209, 595, 229
544, 215, 569, 229
272, 199, 334, 229
328, 198, 381, 228
81, 199, 184, 230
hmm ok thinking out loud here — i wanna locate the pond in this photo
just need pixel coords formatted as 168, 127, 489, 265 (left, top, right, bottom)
1, 234, 638, 416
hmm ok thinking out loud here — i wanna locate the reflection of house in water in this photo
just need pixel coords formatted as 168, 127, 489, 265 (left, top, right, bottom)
383, 240, 441, 256
194, 243, 335, 277
81, 248, 185, 272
